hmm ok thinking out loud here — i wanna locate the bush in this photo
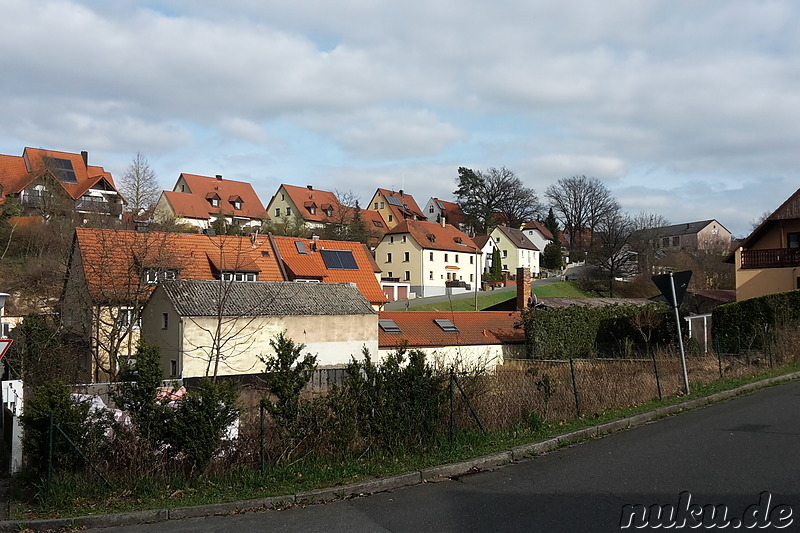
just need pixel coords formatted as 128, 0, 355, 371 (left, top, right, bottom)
112, 342, 170, 443
712, 289, 800, 353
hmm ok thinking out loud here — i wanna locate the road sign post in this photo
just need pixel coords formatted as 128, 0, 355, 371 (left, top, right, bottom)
652, 271, 692, 395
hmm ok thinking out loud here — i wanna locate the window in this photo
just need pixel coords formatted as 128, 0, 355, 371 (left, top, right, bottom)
404, 271, 410, 281
386, 253, 392, 263
372, 220, 383, 228
387, 271, 393, 278
429, 205, 434, 213
502, 250, 508, 258
789, 233, 800, 249
470, 273, 474, 282
434, 319, 458, 333
211, 198, 219, 207
221, 271, 258, 281
180, 184, 185, 192
309, 206, 316, 214
470, 256, 474, 264
388, 214, 393, 222
430, 251, 434, 261
672, 236, 679, 247
455, 254, 459, 263
403, 252, 410, 262
402, 235, 407, 243
162, 313, 169, 330
390, 236, 394, 243
281, 193, 285, 201
170, 360, 178, 378
429, 271, 434, 280
374, 202, 379, 209
145, 268, 178, 284
117, 308, 140, 329
380, 201, 385, 209
232, 200, 242, 210
275, 208, 281, 217
662, 237, 669, 247
286, 207, 292, 216
444, 253, 449, 262
379, 318, 401, 333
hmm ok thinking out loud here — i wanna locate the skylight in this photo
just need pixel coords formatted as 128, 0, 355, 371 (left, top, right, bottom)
434, 318, 458, 332
295, 241, 307, 255
379, 318, 401, 333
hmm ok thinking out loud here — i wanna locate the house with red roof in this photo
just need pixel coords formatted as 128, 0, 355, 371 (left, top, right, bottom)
423, 197, 468, 232
374, 219, 481, 298
491, 225, 541, 277
521, 221, 555, 252
370, 188, 427, 229
0, 148, 124, 219
61, 228, 284, 381
378, 311, 525, 368
153, 173, 267, 230
270, 235, 388, 309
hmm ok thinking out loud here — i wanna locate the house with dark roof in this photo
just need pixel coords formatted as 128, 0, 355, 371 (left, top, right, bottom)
0, 147, 124, 219
521, 221, 554, 253
270, 235, 388, 309
374, 219, 481, 298
472, 235, 499, 274
378, 311, 524, 368
423, 197, 467, 231
370, 188, 427, 229
490, 225, 541, 277
153, 173, 268, 230
642, 219, 731, 253
141, 280, 377, 378
728, 188, 800, 301
61, 228, 284, 381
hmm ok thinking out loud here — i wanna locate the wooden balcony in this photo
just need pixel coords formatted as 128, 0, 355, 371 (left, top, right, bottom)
741, 248, 800, 269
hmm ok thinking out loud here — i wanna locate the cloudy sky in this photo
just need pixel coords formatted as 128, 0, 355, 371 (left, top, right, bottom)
2, 0, 799, 237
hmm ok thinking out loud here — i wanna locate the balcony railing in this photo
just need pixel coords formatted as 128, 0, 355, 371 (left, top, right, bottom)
75, 198, 123, 216
741, 248, 800, 269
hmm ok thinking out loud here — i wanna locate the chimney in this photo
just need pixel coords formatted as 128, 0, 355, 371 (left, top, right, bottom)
441, 215, 446, 228
81, 150, 88, 166
307, 185, 313, 190
516, 267, 531, 311
216, 174, 223, 181
399, 189, 404, 197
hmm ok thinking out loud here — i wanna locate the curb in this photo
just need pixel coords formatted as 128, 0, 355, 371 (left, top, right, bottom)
4, 370, 798, 532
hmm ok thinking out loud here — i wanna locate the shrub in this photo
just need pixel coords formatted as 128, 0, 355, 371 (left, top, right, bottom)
259, 332, 317, 431
112, 342, 169, 443
712, 289, 800, 353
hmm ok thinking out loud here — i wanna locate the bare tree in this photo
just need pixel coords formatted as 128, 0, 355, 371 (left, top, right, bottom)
628, 211, 671, 273
545, 176, 617, 251
119, 153, 160, 213
588, 209, 637, 297
454, 166, 541, 233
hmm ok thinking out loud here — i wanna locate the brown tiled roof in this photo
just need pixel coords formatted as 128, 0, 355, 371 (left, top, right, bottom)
73, 228, 283, 303
271, 236, 388, 305
0, 148, 121, 201
360, 208, 388, 234
279, 184, 341, 224
378, 311, 523, 348
160, 191, 213, 220
431, 197, 466, 226
376, 188, 426, 221
386, 220, 480, 253
178, 173, 267, 220
494, 225, 539, 251
522, 221, 554, 241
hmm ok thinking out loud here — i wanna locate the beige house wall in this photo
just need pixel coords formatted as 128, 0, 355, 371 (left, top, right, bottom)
490, 228, 539, 276
369, 191, 399, 229
734, 220, 800, 301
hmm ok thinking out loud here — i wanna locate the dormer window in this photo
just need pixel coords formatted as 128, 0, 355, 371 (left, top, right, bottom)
211, 198, 219, 207
229, 195, 243, 210
206, 193, 221, 208
144, 268, 178, 284
221, 271, 258, 282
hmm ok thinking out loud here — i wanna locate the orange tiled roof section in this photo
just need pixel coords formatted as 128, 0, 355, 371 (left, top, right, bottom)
378, 311, 523, 348
377, 188, 426, 221
523, 220, 554, 241
387, 220, 480, 253
360, 208, 388, 234
74, 228, 283, 303
271, 236, 388, 305
431, 198, 466, 226
280, 184, 340, 224
161, 191, 213, 221
179, 173, 267, 220
0, 148, 120, 200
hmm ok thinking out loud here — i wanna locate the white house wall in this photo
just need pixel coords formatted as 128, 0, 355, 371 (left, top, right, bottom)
378, 343, 525, 371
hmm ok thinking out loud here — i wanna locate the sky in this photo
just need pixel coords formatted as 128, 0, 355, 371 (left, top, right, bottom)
2, 0, 799, 238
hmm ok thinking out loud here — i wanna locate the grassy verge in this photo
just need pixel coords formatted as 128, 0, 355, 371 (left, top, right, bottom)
401, 290, 514, 311
531, 281, 590, 298
13, 360, 800, 521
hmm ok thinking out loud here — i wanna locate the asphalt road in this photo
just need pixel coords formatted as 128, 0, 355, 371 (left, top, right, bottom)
91, 380, 800, 532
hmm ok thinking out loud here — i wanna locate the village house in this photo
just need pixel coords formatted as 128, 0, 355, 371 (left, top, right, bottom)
378, 311, 524, 369
490, 225, 541, 277
61, 228, 283, 382
0, 147, 124, 220
644, 219, 731, 253
153, 173, 268, 230
422, 197, 467, 231
369, 188, 427, 229
728, 188, 800, 301
374, 219, 481, 298
472, 235, 499, 275
270, 235, 388, 309
521, 221, 554, 253
141, 280, 377, 379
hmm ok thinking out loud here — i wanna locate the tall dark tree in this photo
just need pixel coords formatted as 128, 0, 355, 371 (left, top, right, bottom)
454, 166, 541, 234
545, 176, 617, 251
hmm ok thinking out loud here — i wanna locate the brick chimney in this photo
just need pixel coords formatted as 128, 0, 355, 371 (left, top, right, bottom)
516, 267, 531, 310
441, 215, 446, 228
215, 174, 223, 181
81, 150, 88, 166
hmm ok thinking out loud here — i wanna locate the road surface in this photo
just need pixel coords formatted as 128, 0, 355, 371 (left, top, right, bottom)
90, 379, 800, 532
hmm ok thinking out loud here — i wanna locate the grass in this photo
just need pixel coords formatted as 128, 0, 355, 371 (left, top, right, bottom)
402, 290, 515, 312
531, 281, 590, 298
14, 359, 800, 521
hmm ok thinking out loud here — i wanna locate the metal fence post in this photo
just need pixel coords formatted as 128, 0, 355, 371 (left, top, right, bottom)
651, 352, 662, 401
259, 403, 265, 475
47, 413, 54, 500
449, 370, 455, 443
569, 359, 581, 418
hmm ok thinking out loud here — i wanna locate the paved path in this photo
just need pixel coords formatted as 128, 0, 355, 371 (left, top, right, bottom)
87, 379, 800, 532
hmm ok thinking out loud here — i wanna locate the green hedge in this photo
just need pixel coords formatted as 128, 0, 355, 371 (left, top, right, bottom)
712, 289, 800, 353
520, 303, 674, 359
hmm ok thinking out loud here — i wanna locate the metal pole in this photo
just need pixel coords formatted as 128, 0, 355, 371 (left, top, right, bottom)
449, 370, 454, 443
569, 359, 581, 418
474, 248, 479, 311
47, 413, 54, 500
259, 403, 265, 475
651, 351, 662, 401
670, 272, 690, 394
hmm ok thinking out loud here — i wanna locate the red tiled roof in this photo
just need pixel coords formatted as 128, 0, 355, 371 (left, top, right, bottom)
0, 148, 121, 201
376, 188, 426, 221
360, 208, 388, 234
160, 191, 213, 220
386, 220, 480, 253
378, 311, 523, 348
271, 236, 388, 305
431, 197, 466, 226
73, 228, 283, 303
279, 184, 341, 224
178, 173, 267, 220
522, 221, 554, 241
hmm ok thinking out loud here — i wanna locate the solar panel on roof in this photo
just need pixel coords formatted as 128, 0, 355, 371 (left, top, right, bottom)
45, 157, 77, 183
320, 249, 357, 270
434, 318, 459, 332
379, 318, 401, 333
386, 196, 404, 207
436, 201, 445, 210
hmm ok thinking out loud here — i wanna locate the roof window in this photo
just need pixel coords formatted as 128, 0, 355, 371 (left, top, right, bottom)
434, 318, 458, 332
379, 318, 401, 333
